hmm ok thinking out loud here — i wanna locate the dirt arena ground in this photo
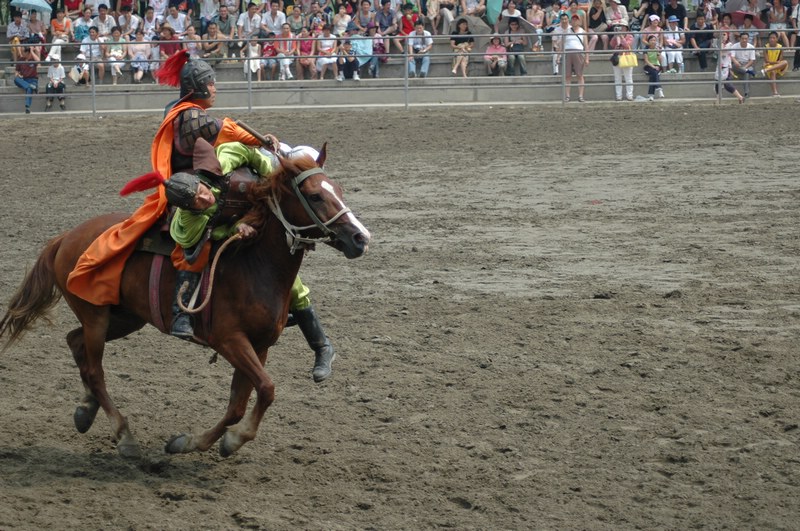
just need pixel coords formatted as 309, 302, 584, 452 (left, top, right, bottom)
0, 103, 798, 530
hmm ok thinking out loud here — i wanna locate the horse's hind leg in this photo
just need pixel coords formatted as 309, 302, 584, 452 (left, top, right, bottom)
67, 312, 146, 458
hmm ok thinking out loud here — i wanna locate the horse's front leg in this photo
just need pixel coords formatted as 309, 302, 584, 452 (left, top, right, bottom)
166, 340, 272, 456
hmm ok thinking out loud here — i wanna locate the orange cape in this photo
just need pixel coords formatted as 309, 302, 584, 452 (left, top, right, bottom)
66, 101, 260, 305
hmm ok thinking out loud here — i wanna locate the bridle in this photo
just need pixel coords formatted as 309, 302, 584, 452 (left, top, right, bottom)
268, 167, 352, 254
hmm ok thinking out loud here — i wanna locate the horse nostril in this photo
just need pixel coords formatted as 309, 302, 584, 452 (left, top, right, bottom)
354, 232, 369, 246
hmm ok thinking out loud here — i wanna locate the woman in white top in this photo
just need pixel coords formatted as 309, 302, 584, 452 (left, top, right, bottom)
563, 14, 587, 101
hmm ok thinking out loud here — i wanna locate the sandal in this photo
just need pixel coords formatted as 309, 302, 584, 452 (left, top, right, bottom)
564, 96, 570, 102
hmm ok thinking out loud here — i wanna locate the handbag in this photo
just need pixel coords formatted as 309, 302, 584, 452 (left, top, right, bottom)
619, 52, 638, 68
610, 52, 619, 65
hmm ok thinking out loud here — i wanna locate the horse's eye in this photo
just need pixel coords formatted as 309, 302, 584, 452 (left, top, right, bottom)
309, 193, 322, 202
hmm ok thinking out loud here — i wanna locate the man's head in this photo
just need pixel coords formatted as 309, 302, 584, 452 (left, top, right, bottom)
169, 5, 179, 16
219, 5, 228, 17
98, 4, 108, 15
247, 2, 258, 14
739, 31, 749, 44
181, 57, 217, 101
768, 30, 778, 44
165, 173, 215, 210
271, 0, 280, 13
414, 19, 425, 32
12, 10, 21, 22
667, 15, 678, 26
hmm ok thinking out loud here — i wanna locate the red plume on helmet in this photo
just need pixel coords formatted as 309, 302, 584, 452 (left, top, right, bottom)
155, 50, 190, 87
119, 171, 166, 196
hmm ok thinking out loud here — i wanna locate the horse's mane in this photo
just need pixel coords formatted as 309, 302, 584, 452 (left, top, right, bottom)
239, 154, 320, 233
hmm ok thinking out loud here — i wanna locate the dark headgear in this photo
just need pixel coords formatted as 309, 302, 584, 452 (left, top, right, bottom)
164, 172, 202, 209
180, 58, 215, 99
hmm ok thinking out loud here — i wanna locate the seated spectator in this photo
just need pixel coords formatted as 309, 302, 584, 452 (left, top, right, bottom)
80, 26, 106, 81
214, 5, 237, 56
504, 17, 528, 75
64, 0, 84, 20
406, 18, 432, 77
70, 53, 92, 85
45, 53, 67, 111
201, 22, 228, 63
761, 31, 788, 96
496, 0, 522, 33
106, 25, 128, 84
662, 15, 684, 73
128, 28, 154, 82
437, 0, 457, 36
374, 0, 398, 51
316, 24, 340, 79
143, 6, 161, 41
165, 4, 189, 37
158, 24, 183, 58
74, 8, 95, 43
739, 14, 760, 50
308, 1, 331, 36
151, 0, 169, 23
354, 0, 375, 33
118, 5, 142, 41
262, 0, 287, 35
462, 0, 486, 19
483, 34, 507, 75
183, 24, 202, 57
237, 2, 262, 45
288, 7, 306, 34
197, 0, 219, 36
337, 39, 360, 80
603, 0, 628, 29
243, 32, 264, 80
663, 0, 687, 32
697, 0, 719, 28
26, 10, 47, 44
333, 4, 351, 35
688, 13, 714, 72
47, 9, 74, 63
221, 0, 241, 20
426, 0, 442, 36
768, 0, 790, 46
14, 45, 40, 113
275, 22, 297, 79
450, 18, 474, 77
526, 0, 545, 51
397, 2, 419, 53
352, 22, 380, 78
643, 34, 664, 100
296, 26, 318, 79
586, 0, 608, 53
94, 4, 117, 40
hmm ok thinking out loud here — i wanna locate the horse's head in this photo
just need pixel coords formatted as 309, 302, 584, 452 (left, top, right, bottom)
247, 144, 371, 259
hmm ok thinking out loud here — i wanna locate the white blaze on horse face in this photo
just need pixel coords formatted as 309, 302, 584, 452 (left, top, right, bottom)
320, 181, 371, 241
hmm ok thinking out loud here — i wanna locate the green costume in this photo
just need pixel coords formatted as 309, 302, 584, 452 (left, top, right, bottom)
169, 141, 311, 311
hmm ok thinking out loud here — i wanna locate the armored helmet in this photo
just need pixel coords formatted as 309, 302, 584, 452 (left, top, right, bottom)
180, 58, 215, 99
164, 172, 201, 209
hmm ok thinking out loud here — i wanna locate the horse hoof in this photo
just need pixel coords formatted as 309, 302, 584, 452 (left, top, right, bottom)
219, 432, 241, 458
117, 441, 142, 459
165, 433, 193, 454
73, 404, 99, 434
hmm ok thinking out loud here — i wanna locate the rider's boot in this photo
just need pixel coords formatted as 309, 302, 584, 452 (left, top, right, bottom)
294, 306, 335, 383
171, 270, 200, 340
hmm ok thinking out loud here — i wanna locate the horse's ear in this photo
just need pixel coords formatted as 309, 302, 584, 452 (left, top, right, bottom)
317, 142, 327, 168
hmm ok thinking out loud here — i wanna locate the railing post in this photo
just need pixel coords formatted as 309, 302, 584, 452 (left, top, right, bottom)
404, 40, 409, 111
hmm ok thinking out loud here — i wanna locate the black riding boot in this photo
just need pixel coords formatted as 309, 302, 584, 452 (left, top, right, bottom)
171, 270, 200, 340
294, 306, 335, 383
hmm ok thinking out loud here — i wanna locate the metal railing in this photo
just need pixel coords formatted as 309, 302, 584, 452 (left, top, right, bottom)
0, 28, 798, 114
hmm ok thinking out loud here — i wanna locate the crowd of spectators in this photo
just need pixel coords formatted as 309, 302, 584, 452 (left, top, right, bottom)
4, 0, 800, 111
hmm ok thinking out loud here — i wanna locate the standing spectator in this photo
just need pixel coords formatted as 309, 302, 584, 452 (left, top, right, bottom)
106, 25, 127, 84
551, 12, 568, 75
262, 0, 286, 34
663, 0, 687, 32
295, 25, 317, 79
275, 22, 297, 79
483, 34, 507, 75
450, 17, 473, 77
93, 4, 117, 40
730, 32, 756, 98
165, 4, 189, 36
504, 17, 529, 75
201, 21, 227, 61
643, 33, 664, 100
760, 31, 788, 96
315, 23, 339, 78
197, 0, 219, 35
237, 1, 262, 44
336, 38, 360, 79
716, 31, 745, 103
688, 12, 713, 71
14, 45, 39, 114
406, 18, 431, 77
563, 13, 586, 101
609, 20, 633, 101
45, 53, 67, 110
662, 15, 684, 73
128, 28, 154, 81
525, 0, 545, 51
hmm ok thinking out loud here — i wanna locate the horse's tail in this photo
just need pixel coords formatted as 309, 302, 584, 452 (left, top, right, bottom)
0, 235, 65, 352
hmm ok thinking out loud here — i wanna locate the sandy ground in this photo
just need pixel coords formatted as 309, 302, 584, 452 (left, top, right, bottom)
0, 102, 798, 530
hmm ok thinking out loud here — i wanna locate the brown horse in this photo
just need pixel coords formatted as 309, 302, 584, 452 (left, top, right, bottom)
0, 147, 370, 458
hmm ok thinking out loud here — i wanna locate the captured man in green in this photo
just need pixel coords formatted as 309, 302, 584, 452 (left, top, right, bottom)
166, 141, 335, 383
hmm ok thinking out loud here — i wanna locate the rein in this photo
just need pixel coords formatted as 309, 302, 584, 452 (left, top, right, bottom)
177, 232, 242, 314
269, 167, 351, 255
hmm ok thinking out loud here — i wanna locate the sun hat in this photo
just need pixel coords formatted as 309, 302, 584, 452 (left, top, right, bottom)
649, 14, 660, 21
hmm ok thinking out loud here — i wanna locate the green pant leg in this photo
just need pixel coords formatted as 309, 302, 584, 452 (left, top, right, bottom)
289, 275, 311, 311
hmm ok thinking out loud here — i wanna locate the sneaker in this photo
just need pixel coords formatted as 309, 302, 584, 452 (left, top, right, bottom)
760, 69, 766, 77
24, 106, 30, 114
746, 69, 755, 76
656, 88, 665, 99
336, 74, 343, 82
59, 102, 66, 111
279, 72, 286, 81
286, 71, 294, 80
647, 95, 654, 101
666, 68, 677, 74
353, 72, 360, 81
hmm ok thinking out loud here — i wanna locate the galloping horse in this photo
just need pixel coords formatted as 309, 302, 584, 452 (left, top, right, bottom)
0, 146, 370, 458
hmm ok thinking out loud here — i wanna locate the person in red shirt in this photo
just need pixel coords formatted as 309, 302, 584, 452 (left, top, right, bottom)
396, 2, 419, 52
158, 24, 183, 58
14, 46, 40, 114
